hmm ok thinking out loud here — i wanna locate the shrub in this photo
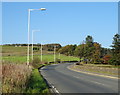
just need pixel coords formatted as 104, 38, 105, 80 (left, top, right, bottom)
32, 57, 41, 68
56, 58, 61, 63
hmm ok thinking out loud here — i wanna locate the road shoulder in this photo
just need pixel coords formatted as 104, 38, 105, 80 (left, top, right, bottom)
67, 64, 119, 79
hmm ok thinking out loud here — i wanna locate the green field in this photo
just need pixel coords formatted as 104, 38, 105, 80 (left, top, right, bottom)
2, 45, 79, 64
2, 45, 54, 56
2, 54, 79, 64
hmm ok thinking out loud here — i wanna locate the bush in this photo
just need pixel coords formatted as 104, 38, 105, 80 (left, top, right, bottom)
32, 57, 41, 68
56, 58, 61, 63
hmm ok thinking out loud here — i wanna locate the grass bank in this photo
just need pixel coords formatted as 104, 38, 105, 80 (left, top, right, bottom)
26, 69, 49, 94
70, 64, 118, 76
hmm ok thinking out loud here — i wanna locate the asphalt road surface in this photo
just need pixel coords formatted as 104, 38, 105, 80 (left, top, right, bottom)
40, 63, 118, 94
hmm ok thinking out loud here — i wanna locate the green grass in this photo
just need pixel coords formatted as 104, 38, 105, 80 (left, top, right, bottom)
2, 56, 28, 64
2, 46, 27, 56
34, 54, 79, 62
2, 45, 79, 64
2, 45, 54, 56
2, 54, 79, 64
26, 69, 49, 94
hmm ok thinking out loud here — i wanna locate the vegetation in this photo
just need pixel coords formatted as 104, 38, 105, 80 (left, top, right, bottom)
2, 54, 79, 65
26, 69, 49, 94
2, 63, 31, 93
1, 44, 79, 94
58, 45, 76, 56
71, 64, 118, 76
109, 34, 120, 65
58, 34, 120, 65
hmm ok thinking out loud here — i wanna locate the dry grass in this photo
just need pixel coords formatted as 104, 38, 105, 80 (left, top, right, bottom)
70, 64, 118, 76
2, 63, 32, 93
0, 64, 2, 94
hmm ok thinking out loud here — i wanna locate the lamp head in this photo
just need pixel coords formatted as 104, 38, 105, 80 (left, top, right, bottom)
40, 8, 46, 11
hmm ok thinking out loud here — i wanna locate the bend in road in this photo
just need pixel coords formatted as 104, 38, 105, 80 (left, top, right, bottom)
40, 63, 118, 94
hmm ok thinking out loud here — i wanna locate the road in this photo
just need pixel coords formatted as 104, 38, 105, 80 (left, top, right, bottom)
40, 63, 118, 94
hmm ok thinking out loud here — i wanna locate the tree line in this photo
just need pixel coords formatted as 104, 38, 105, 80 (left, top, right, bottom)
57, 34, 120, 65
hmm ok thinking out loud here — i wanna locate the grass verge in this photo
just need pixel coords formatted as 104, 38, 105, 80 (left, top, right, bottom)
26, 69, 49, 94
71, 64, 118, 76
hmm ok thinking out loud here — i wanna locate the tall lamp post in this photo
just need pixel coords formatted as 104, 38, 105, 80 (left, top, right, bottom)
32, 30, 40, 61
54, 46, 56, 63
27, 8, 46, 66
40, 42, 43, 62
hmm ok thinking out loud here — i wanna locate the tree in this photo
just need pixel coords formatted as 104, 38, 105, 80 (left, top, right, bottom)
85, 35, 94, 47
109, 34, 120, 65
111, 34, 120, 54
74, 44, 85, 58
58, 45, 76, 56
92, 42, 101, 63
100, 48, 112, 58
103, 55, 111, 64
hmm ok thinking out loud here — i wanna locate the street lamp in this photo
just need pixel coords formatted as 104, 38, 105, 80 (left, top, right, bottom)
27, 8, 46, 66
40, 43, 43, 62
32, 30, 40, 61
54, 46, 56, 63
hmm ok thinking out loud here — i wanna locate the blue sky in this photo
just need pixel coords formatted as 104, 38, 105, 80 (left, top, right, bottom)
2, 2, 118, 48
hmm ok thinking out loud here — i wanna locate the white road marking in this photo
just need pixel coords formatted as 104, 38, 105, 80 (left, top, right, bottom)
52, 64, 58, 65
51, 85, 59, 93
73, 76, 106, 86
74, 76, 80, 79
91, 81, 105, 85
52, 85, 55, 88
41, 67, 45, 70
55, 88, 59, 93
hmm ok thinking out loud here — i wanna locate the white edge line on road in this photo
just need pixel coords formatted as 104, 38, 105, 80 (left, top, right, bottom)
91, 81, 105, 85
67, 66, 119, 79
51, 85, 60, 93
54, 88, 59, 93
73, 76, 106, 86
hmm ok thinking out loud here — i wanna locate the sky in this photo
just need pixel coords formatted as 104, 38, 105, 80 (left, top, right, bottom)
2, 2, 118, 48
